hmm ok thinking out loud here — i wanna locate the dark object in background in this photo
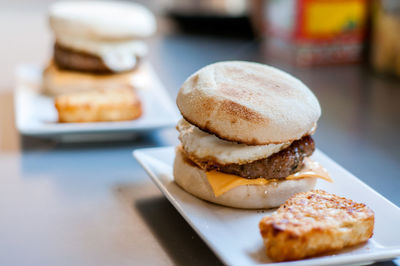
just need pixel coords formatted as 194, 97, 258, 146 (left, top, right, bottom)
168, 13, 255, 39
165, 0, 255, 38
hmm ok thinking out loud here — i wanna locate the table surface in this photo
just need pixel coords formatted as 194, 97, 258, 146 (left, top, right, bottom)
0, 3, 399, 266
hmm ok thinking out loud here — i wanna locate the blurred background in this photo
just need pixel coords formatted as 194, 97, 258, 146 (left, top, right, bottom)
1, 0, 399, 188
0, 0, 400, 265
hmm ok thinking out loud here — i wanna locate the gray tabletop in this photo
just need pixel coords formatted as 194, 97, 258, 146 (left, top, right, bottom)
0, 8, 399, 266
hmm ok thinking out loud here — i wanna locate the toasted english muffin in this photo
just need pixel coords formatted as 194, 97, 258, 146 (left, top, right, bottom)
173, 147, 317, 209
49, 1, 156, 41
259, 190, 374, 262
176, 61, 321, 145
55, 88, 142, 123
42, 61, 138, 96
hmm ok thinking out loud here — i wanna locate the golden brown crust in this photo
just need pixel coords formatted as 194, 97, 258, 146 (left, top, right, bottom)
55, 88, 142, 123
177, 61, 321, 145
219, 100, 264, 124
259, 190, 374, 262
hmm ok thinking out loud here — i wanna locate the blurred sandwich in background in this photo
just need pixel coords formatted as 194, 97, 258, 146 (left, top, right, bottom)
43, 1, 156, 122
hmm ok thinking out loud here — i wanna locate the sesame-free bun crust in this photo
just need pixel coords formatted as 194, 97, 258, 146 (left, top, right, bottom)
49, 1, 156, 40
176, 61, 321, 145
173, 148, 317, 209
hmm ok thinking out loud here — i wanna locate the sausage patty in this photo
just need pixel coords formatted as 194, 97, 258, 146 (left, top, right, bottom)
53, 43, 139, 74
188, 135, 315, 180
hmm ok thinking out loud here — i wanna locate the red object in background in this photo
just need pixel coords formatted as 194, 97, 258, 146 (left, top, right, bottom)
264, 0, 368, 66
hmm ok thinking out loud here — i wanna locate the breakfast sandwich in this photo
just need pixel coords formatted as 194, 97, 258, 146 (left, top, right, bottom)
173, 61, 331, 209
43, 1, 156, 95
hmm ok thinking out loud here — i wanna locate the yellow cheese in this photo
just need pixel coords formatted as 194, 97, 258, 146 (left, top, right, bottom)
206, 158, 332, 197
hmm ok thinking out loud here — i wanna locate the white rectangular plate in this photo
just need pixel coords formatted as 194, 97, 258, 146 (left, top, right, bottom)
14, 63, 180, 140
134, 146, 400, 266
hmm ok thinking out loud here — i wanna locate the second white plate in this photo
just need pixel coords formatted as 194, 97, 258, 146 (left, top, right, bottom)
14, 63, 180, 141
134, 146, 400, 266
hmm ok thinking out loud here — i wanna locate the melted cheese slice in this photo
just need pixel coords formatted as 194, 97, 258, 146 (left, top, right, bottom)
206, 158, 332, 197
